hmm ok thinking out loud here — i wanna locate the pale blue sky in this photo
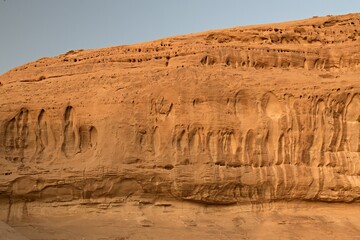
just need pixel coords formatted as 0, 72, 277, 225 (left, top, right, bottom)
0, 0, 359, 74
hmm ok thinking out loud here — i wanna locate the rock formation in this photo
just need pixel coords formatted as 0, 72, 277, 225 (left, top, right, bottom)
1, 13, 360, 212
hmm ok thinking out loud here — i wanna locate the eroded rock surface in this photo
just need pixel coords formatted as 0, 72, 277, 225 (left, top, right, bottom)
1, 14, 360, 211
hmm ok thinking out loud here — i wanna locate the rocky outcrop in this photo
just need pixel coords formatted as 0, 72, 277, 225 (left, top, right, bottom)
1, 14, 360, 208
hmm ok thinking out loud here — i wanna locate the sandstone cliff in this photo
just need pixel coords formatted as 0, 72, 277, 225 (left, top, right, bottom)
1, 14, 360, 209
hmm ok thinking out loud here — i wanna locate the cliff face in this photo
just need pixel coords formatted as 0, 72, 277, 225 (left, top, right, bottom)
1, 14, 360, 206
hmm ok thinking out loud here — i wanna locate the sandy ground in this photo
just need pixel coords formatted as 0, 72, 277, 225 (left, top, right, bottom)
0, 220, 29, 240
5, 201, 360, 240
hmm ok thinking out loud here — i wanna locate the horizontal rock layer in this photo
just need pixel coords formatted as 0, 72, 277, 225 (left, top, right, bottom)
1, 14, 360, 205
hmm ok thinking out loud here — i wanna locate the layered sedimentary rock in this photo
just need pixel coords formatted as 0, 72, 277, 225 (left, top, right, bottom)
1, 14, 360, 207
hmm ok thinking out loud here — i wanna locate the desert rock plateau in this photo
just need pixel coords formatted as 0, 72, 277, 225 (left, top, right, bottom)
1, 13, 360, 239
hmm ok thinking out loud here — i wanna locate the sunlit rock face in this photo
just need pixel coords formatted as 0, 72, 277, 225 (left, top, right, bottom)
1, 13, 360, 206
